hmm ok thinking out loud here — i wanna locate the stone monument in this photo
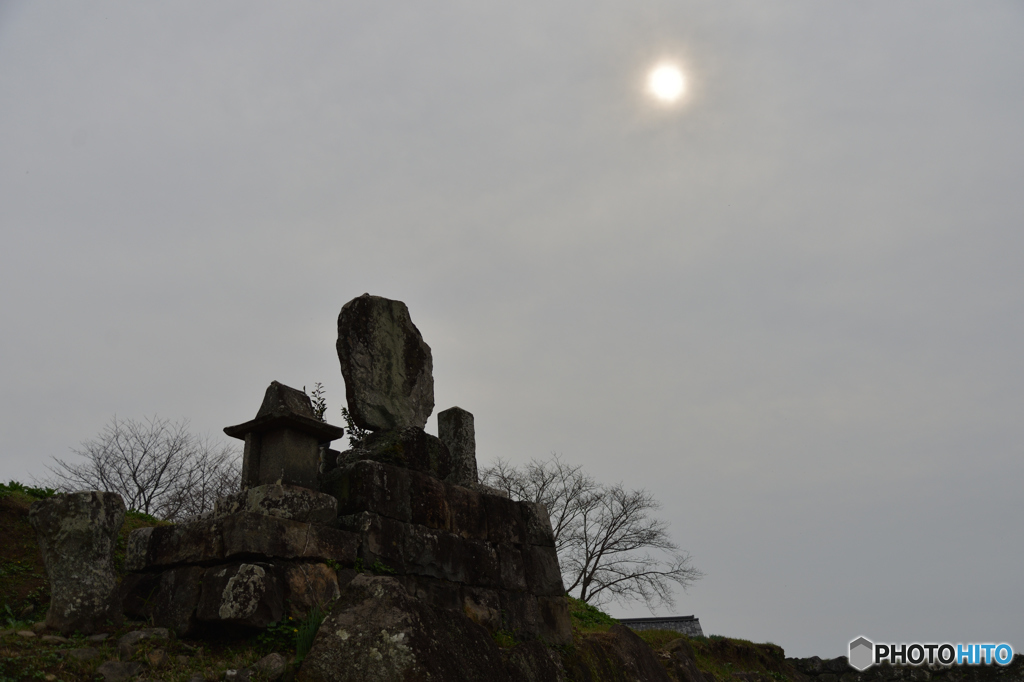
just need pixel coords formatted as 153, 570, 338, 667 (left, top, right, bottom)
225, 381, 345, 490
438, 406, 478, 487
336, 294, 433, 431
119, 292, 572, 655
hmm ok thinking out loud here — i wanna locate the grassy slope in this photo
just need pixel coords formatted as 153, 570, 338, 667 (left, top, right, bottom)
566, 595, 796, 682
1, 490, 54, 622
0, 488, 279, 682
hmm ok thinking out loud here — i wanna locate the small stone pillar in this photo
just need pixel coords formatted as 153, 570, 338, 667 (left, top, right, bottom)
28, 491, 126, 634
438, 406, 477, 486
225, 381, 344, 490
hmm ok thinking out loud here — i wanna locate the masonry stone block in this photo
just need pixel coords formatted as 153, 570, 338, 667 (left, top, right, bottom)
126, 514, 358, 571
121, 565, 206, 637
483, 494, 526, 546
125, 519, 224, 572
522, 545, 565, 597
447, 483, 488, 541
497, 544, 528, 591
398, 575, 463, 613
537, 595, 574, 646
197, 563, 284, 628
215, 484, 338, 524
498, 590, 544, 641
465, 540, 502, 588
341, 512, 407, 571
462, 586, 502, 633
221, 513, 358, 564
409, 471, 452, 531
356, 427, 453, 480
283, 563, 341, 619
322, 460, 412, 522
401, 525, 466, 583
520, 501, 556, 548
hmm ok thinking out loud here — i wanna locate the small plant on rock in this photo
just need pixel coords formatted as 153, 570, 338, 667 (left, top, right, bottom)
257, 615, 300, 655
295, 603, 330, 663
340, 407, 370, 448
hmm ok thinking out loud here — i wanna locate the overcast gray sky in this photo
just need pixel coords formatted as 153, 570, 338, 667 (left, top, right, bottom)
2, 1, 1021, 658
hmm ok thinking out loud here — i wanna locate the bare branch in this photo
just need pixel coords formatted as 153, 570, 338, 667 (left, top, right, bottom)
46, 415, 241, 521
484, 454, 703, 611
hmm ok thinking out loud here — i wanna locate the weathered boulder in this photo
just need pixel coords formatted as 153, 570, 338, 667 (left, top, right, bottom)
336, 294, 434, 432
214, 484, 338, 524
296, 574, 513, 682
196, 563, 284, 628
28, 491, 126, 635
438, 406, 478, 486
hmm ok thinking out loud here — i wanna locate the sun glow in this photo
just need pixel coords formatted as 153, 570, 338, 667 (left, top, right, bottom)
647, 63, 685, 103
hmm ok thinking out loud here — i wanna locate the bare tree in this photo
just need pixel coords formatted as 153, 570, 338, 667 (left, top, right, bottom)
47, 416, 241, 521
480, 454, 598, 556
481, 454, 703, 610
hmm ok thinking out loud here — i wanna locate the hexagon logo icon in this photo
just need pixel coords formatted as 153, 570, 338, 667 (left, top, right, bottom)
849, 636, 874, 671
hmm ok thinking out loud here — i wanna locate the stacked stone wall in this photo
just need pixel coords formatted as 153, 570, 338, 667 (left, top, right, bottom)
121, 489, 354, 636
120, 464, 572, 645
321, 458, 571, 645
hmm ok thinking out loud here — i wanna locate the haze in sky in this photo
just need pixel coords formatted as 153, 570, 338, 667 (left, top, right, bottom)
1, 2, 1022, 658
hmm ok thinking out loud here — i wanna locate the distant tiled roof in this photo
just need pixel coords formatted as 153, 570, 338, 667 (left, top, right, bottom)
618, 616, 698, 623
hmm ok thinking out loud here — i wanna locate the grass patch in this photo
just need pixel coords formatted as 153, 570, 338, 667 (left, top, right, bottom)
0, 621, 285, 682
637, 628, 688, 649
492, 630, 517, 648
566, 596, 618, 633
675, 634, 791, 682
295, 604, 328, 663
0, 482, 56, 501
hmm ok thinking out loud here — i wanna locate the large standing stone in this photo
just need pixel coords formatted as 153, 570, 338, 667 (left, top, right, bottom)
28, 491, 126, 634
336, 294, 434, 431
438, 406, 477, 486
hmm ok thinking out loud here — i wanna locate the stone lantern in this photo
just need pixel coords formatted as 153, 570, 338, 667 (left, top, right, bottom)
225, 381, 344, 490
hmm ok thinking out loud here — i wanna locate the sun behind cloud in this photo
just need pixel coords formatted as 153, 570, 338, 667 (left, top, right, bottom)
646, 63, 685, 103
